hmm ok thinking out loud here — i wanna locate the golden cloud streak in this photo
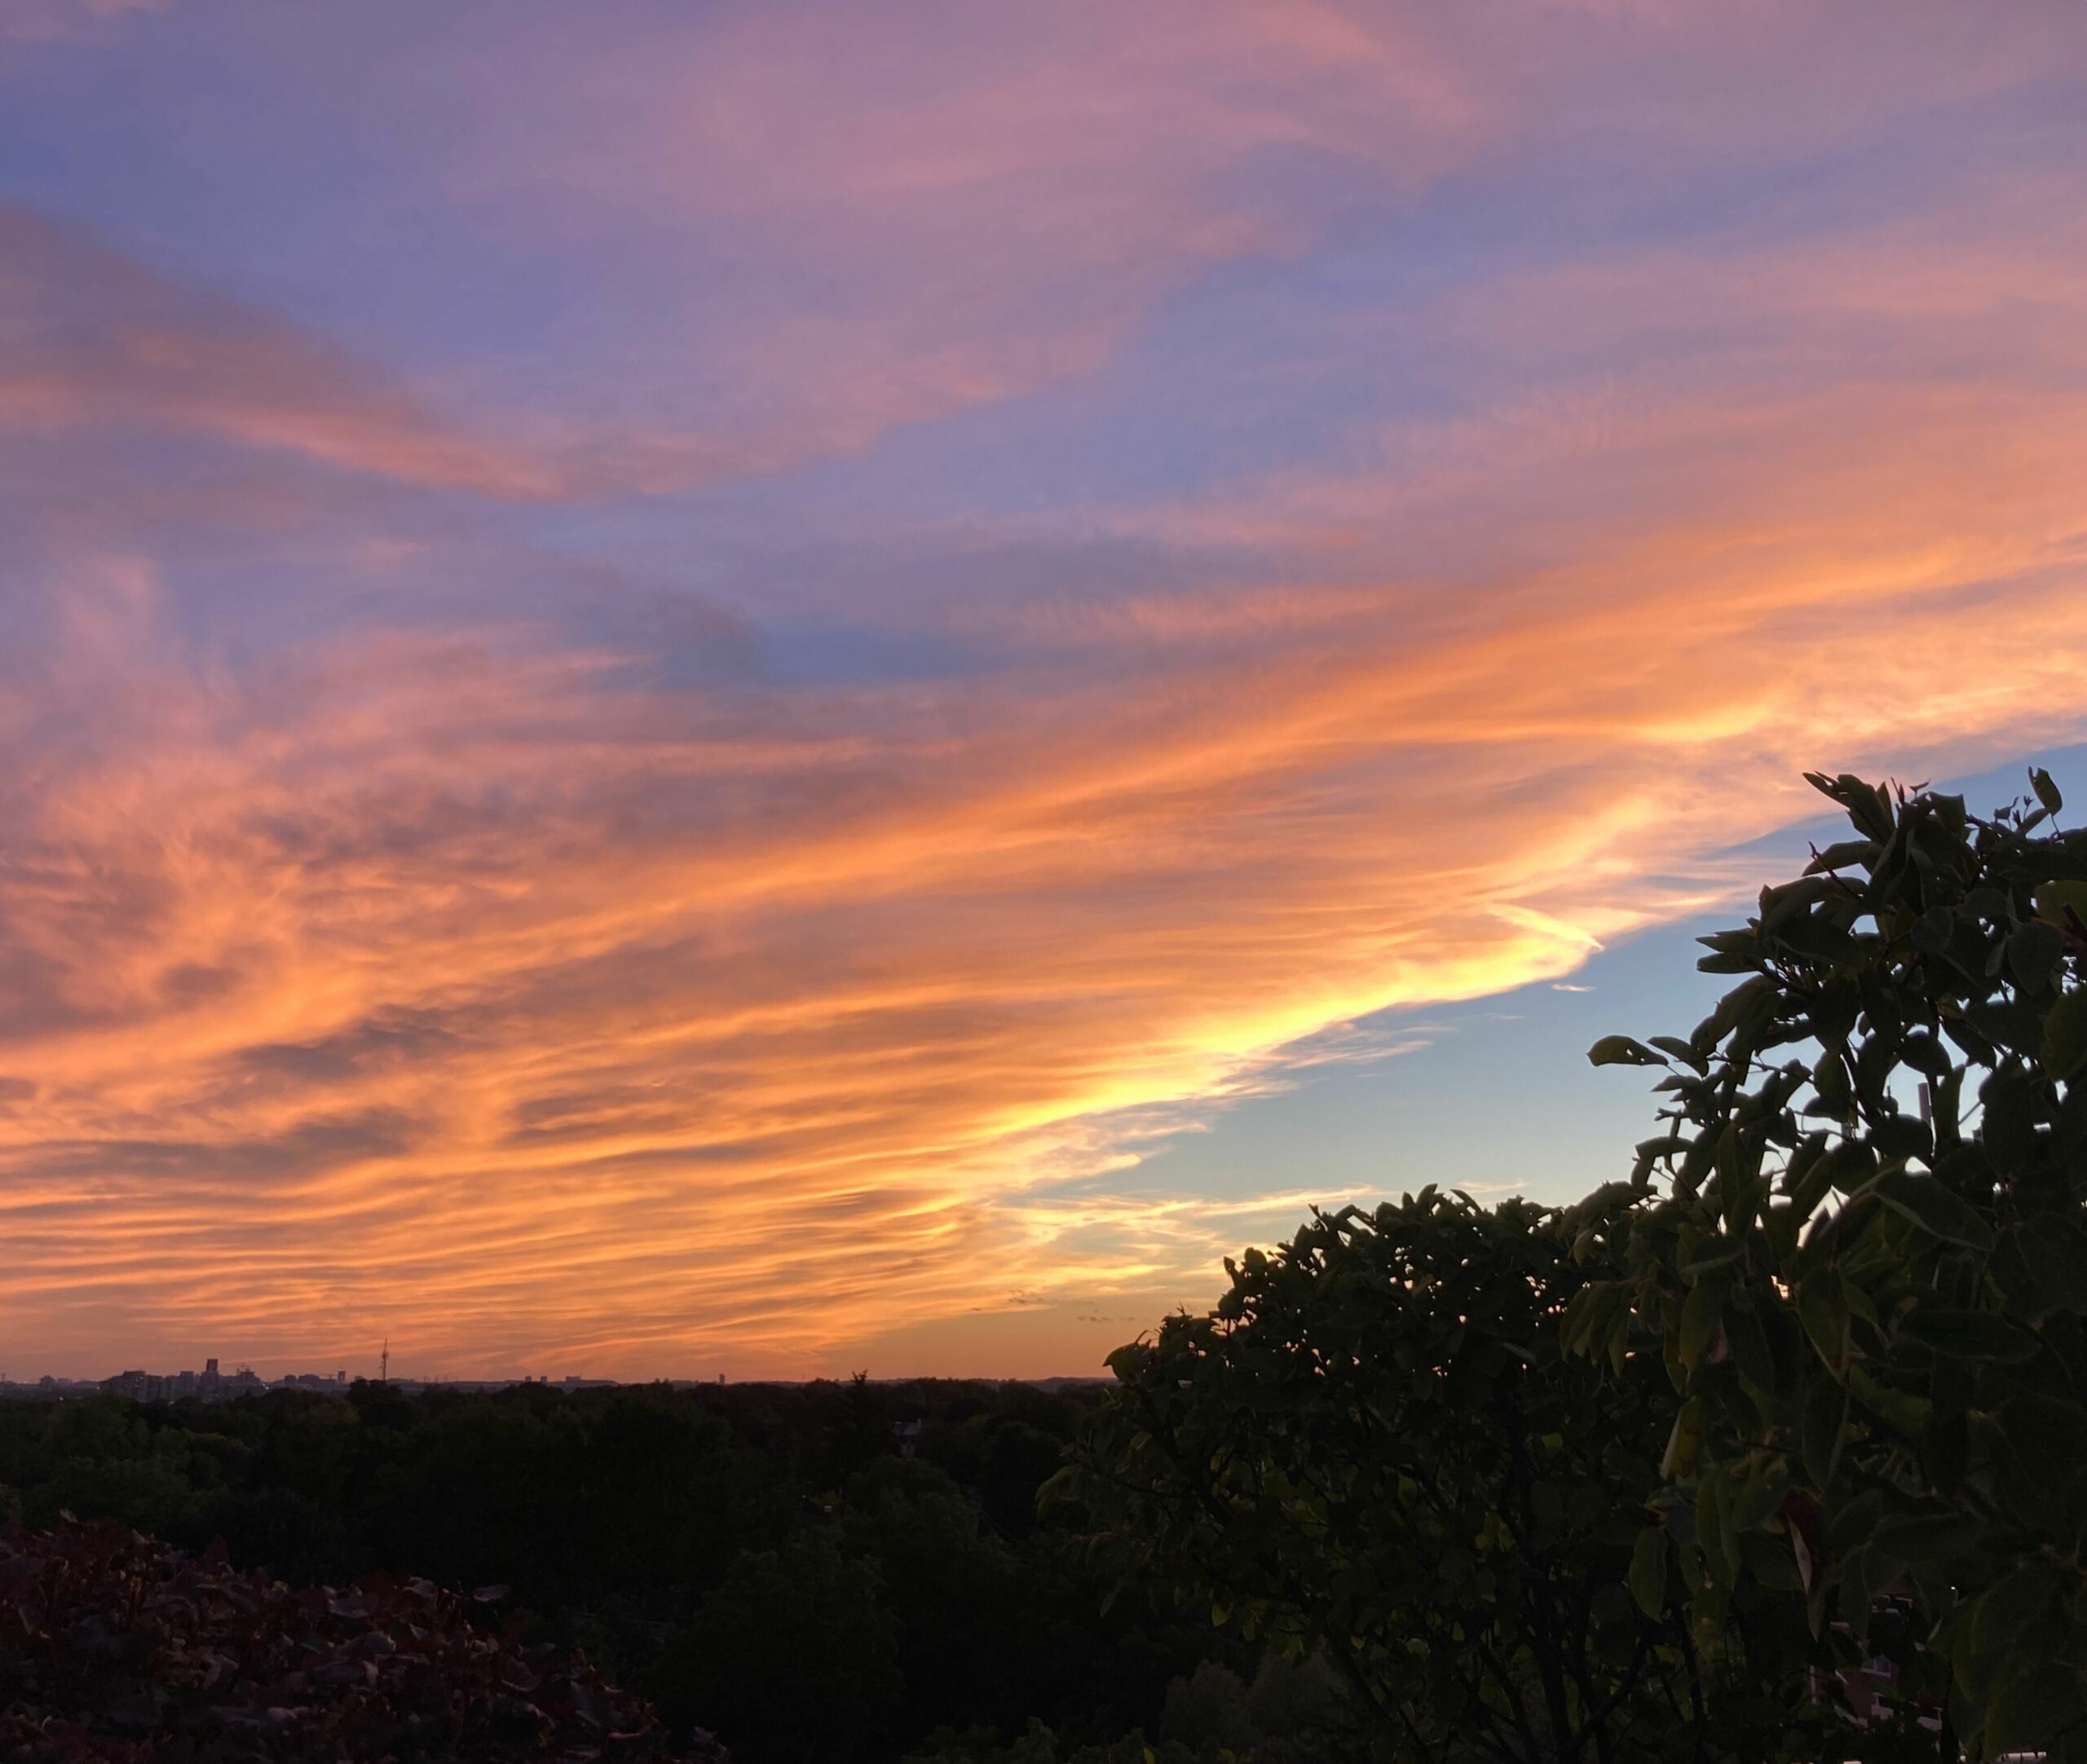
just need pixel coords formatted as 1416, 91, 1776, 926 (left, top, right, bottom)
4, 0, 2087, 1378
6, 377, 2086, 1375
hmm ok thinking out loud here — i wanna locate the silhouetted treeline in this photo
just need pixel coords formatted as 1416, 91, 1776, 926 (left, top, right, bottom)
0, 1375, 1342, 1762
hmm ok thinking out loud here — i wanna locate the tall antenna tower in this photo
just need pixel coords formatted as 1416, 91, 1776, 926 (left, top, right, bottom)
380, 1338, 390, 1385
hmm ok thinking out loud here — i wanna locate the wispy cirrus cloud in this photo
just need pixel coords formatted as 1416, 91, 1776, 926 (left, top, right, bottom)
3, 2, 1492, 517
2, 1, 2086, 1377
0, 206, 569, 496
0, 205, 871, 506
424, 0, 1489, 446
4, 385, 2085, 1374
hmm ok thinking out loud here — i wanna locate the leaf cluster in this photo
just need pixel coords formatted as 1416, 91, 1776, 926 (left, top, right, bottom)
1067, 1189, 1833, 1762
1571, 770, 2087, 1757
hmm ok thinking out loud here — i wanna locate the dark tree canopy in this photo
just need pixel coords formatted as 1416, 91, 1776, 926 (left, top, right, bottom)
1570, 770, 2087, 1759
1068, 1190, 1831, 1763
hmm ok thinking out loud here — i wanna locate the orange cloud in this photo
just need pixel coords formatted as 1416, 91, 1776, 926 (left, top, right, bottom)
5, 0, 2087, 1380
5, 347, 2086, 1376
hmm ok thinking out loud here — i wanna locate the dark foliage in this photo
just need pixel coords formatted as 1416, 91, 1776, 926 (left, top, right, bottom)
0, 1380, 1253, 1763
1069, 1191, 1835, 1762
1569, 770, 2087, 1757
0, 1515, 725, 1762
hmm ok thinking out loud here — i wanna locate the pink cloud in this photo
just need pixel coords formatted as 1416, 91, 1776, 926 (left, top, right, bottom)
0, 0, 165, 45
0, 205, 880, 505
5, 0, 2087, 1378
4, 354, 2085, 1374
400, 2, 1489, 454
0, 206, 571, 496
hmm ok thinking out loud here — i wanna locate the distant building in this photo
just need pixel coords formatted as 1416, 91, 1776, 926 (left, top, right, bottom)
76, 1356, 279, 1405
46, 1357, 644, 1406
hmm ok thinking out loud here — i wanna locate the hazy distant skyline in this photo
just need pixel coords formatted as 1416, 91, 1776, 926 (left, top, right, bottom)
4, 2, 2087, 1379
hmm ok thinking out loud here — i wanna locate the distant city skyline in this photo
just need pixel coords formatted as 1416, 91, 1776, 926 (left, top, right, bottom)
0, 1358, 590, 1390
0, 1360, 1012, 1394
4, 3, 2087, 1377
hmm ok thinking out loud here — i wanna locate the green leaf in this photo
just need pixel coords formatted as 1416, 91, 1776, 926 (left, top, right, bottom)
2032, 767, 2065, 816
1588, 1035, 1666, 1069
1871, 1510, 1980, 1559
1967, 1560, 2059, 1659
1727, 1460, 1787, 1533
1661, 1398, 1704, 1479
1679, 1275, 1728, 1373
2009, 919, 2065, 991
1983, 1661, 2087, 1751
1760, 875, 1841, 930
1824, 1488, 1883, 1555
2044, 987, 2087, 1083
1896, 1307, 2039, 1363
2019, 1220, 2087, 1315
1735, 1527, 1804, 1591
1804, 838, 1879, 875
1627, 1527, 1666, 1621
1783, 1138, 1838, 1219
1677, 1235, 1746, 1276
1697, 950, 1758, 974
1795, 1273, 1847, 1373
1807, 772, 1895, 842
1809, 1050, 1852, 1120
1724, 1291, 1775, 1394
2036, 880, 2087, 928
1820, 1139, 1877, 1196
1696, 1473, 1736, 1586
1799, 1378, 1846, 1492
1870, 1168, 1996, 1251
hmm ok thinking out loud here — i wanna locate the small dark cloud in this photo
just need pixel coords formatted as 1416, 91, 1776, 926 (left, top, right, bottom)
2, 1107, 421, 1185
159, 962, 240, 1005
237, 1009, 458, 1083
0, 941, 114, 1043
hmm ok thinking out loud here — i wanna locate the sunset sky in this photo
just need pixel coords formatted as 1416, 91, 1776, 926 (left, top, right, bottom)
4, 1, 2087, 1381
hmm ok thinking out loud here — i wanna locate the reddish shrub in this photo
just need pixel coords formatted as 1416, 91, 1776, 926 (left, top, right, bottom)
0, 1517, 728, 1762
